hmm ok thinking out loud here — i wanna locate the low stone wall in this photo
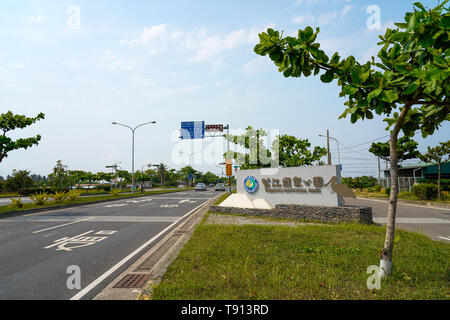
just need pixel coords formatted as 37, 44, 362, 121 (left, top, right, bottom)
209, 204, 373, 224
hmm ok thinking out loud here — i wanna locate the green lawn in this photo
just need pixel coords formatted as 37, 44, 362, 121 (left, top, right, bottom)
152, 222, 449, 300
0, 189, 185, 215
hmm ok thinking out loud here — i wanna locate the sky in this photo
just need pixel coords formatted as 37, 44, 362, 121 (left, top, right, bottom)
0, 0, 448, 179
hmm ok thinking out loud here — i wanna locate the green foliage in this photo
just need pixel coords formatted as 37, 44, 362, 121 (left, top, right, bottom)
385, 187, 391, 195
4, 170, 34, 192
0, 111, 45, 163
47, 160, 72, 191
110, 188, 121, 196
10, 197, 23, 208
67, 190, 82, 201
52, 191, 67, 203
254, 1, 449, 138
369, 136, 420, 162
375, 185, 382, 192
342, 176, 378, 189
30, 192, 51, 205
419, 140, 450, 165
413, 183, 438, 200
274, 135, 327, 167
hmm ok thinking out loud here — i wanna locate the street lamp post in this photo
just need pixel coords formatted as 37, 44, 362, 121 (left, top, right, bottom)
319, 134, 341, 165
112, 121, 156, 194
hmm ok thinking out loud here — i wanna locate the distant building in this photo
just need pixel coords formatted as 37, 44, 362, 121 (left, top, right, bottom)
384, 160, 450, 180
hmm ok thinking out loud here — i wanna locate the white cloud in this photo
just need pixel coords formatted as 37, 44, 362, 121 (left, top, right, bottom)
293, 4, 352, 26
105, 50, 135, 71
131, 75, 154, 87
30, 16, 44, 23
121, 23, 275, 63
292, 13, 316, 25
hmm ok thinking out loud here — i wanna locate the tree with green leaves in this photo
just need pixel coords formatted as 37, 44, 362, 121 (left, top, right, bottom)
369, 136, 420, 162
0, 111, 45, 163
254, 1, 449, 276
156, 163, 169, 187
274, 135, 327, 167
419, 140, 450, 199
47, 160, 71, 191
5, 170, 34, 192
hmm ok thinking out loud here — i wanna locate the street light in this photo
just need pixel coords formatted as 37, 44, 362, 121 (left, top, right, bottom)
319, 134, 341, 165
112, 121, 157, 194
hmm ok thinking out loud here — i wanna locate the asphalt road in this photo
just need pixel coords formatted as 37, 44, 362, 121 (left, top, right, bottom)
347, 198, 450, 243
0, 189, 219, 300
0, 188, 178, 205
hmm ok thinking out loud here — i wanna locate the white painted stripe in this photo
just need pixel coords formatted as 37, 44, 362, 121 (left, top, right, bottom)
438, 236, 450, 241
356, 197, 450, 211
373, 217, 450, 224
69, 200, 210, 300
33, 217, 95, 234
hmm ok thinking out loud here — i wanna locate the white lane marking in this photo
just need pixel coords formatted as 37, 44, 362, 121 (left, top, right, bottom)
178, 199, 197, 204
438, 236, 450, 241
139, 203, 153, 207
356, 197, 450, 211
373, 217, 450, 224
91, 216, 179, 223
126, 199, 153, 203
95, 230, 117, 235
104, 204, 128, 208
33, 217, 95, 234
160, 204, 179, 208
70, 200, 209, 300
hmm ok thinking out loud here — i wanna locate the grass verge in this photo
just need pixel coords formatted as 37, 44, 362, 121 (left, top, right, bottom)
152, 223, 449, 300
0, 189, 184, 216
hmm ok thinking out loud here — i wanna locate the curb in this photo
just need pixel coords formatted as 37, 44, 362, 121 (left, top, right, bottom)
0, 189, 188, 220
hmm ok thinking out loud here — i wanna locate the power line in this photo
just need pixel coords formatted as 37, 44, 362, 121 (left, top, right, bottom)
340, 135, 390, 151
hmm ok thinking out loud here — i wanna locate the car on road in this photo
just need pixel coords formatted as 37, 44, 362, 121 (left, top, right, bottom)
208, 183, 215, 188
195, 183, 207, 191
215, 183, 226, 191
178, 184, 185, 188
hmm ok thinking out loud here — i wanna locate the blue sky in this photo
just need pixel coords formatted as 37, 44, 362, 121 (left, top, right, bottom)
0, 0, 448, 178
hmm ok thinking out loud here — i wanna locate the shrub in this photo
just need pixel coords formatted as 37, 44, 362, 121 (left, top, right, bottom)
67, 190, 82, 201
30, 192, 51, 205
385, 188, 391, 196
10, 197, 23, 208
367, 187, 374, 193
413, 183, 438, 200
375, 185, 381, 192
111, 189, 121, 196
53, 191, 68, 203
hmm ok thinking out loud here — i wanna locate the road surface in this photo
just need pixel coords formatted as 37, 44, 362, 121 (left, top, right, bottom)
347, 197, 450, 243
0, 189, 218, 300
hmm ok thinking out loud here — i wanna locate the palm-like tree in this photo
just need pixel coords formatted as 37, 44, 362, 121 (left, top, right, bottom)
156, 163, 169, 187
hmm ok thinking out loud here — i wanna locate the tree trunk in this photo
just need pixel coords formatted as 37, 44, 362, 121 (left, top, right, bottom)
438, 160, 441, 200
380, 103, 412, 278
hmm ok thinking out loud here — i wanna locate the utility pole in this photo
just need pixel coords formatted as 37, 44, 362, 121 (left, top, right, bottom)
378, 157, 381, 186
327, 130, 332, 165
